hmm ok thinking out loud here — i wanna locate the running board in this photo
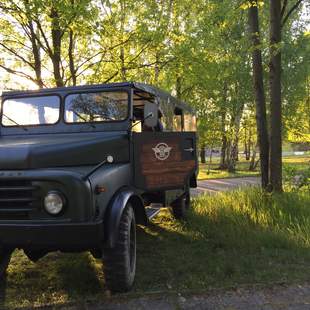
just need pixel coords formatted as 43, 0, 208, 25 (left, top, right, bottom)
145, 203, 162, 220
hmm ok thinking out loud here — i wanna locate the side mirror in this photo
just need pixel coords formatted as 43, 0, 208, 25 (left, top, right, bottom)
144, 102, 158, 128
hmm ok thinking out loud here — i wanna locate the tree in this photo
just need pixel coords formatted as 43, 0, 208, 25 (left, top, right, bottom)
0, 0, 98, 88
269, 0, 282, 191
248, 0, 270, 189
247, 0, 306, 192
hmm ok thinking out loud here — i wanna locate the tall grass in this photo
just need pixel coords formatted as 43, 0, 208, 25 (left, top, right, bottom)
191, 188, 310, 248
136, 188, 310, 291
1, 188, 310, 308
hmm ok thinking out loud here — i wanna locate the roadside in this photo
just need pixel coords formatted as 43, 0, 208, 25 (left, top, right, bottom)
52, 282, 310, 310
192, 176, 260, 195
3, 188, 309, 309
197, 154, 309, 181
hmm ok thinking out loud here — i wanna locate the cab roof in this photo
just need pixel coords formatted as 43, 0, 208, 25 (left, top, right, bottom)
1, 82, 195, 114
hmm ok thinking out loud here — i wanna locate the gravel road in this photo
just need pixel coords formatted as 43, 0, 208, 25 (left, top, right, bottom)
59, 283, 310, 310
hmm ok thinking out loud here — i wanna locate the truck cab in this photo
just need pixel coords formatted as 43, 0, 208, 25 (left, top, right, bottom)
0, 82, 197, 292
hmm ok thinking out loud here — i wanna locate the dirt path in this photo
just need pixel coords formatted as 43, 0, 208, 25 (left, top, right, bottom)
59, 283, 310, 310
191, 176, 260, 196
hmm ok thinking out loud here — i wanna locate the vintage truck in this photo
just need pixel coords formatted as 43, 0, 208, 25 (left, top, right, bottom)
0, 82, 197, 292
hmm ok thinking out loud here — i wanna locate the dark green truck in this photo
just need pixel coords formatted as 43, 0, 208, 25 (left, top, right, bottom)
0, 82, 197, 292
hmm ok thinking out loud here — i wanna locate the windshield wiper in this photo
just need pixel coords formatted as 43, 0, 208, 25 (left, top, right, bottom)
71, 110, 96, 129
2, 114, 28, 131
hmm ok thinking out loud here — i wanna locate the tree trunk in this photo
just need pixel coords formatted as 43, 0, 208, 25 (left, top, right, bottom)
50, 7, 64, 87
219, 115, 227, 169
28, 21, 43, 88
225, 141, 231, 170
24, 0, 44, 88
176, 76, 182, 99
219, 83, 228, 169
244, 125, 249, 160
207, 148, 213, 174
154, 51, 160, 83
269, 0, 282, 192
228, 137, 239, 172
69, 29, 77, 85
248, 1, 270, 189
226, 100, 244, 172
200, 144, 206, 164
219, 136, 227, 169
249, 143, 258, 171
120, 46, 126, 81
234, 144, 239, 161
246, 126, 252, 160
120, 0, 126, 82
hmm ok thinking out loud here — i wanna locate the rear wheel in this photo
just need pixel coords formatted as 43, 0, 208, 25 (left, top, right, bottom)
103, 203, 136, 292
171, 190, 190, 220
0, 248, 13, 279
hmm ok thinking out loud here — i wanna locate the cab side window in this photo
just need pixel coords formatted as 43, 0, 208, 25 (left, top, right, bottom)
160, 98, 174, 131
173, 107, 183, 132
184, 112, 197, 131
132, 93, 164, 132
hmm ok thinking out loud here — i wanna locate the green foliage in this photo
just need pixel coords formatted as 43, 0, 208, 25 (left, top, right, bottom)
283, 165, 310, 191
0, 0, 308, 146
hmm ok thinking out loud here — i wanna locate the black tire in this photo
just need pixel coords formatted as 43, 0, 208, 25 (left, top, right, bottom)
171, 190, 190, 220
0, 248, 13, 279
103, 203, 136, 292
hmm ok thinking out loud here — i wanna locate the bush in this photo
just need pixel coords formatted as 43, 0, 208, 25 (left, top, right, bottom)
283, 165, 310, 191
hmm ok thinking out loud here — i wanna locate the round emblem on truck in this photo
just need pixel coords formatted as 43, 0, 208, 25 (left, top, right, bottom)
152, 143, 172, 161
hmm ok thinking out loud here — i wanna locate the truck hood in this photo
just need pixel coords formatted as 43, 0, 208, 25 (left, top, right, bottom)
0, 132, 129, 169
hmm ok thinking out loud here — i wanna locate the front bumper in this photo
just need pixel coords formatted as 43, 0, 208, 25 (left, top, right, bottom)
0, 220, 104, 249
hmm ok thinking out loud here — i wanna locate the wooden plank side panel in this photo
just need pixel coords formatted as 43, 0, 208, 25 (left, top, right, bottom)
145, 172, 188, 188
140, 142, 182, 163
142, 160, 196, 175
133, 132, 197, 190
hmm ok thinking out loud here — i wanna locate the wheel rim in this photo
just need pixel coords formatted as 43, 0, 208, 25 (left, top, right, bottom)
129, 220, 136, 272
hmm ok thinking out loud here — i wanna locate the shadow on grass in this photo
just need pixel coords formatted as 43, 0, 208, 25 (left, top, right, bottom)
2, 190, 310, 307
3, 250, 104, 308
134, 196, 310, 292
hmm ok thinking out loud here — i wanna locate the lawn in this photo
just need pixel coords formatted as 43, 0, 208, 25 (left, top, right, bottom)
1, 188, 310, 308
198, 155, 310, 180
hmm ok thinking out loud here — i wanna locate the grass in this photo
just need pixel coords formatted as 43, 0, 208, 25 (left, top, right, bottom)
1, 188, 310, 308
198, 164, 259, 180
283, 156, 310, 174
283, 156, 310, 164
198, 155, 310, 180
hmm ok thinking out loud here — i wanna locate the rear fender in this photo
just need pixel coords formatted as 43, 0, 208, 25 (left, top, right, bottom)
104, 188, 147, 248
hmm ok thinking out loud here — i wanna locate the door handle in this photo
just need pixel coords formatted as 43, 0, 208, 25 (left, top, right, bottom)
184, 147, 194, 153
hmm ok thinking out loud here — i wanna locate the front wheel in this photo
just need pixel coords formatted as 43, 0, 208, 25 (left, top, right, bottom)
0, 248, 13, 279
103, 203, 136, 292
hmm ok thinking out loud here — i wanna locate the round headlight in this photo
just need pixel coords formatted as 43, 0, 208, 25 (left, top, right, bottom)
44, 191, 64, 215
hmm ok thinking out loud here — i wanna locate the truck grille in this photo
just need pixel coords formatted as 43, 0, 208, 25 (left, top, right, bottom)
0, 180, 39, 220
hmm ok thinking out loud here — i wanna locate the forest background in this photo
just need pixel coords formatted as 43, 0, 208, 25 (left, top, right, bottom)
0, 0, 309, 191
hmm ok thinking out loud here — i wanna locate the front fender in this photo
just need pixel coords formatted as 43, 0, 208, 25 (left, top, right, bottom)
104, 188, 146, 248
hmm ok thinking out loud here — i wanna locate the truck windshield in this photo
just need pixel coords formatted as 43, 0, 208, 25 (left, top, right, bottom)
65, 91, 128, 123
1, 95, 60, 126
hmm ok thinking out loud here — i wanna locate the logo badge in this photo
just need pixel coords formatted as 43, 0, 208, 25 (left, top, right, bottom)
152, 143, 172, 161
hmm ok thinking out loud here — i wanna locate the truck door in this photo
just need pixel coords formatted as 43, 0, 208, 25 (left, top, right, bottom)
132, 132, 197, 191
